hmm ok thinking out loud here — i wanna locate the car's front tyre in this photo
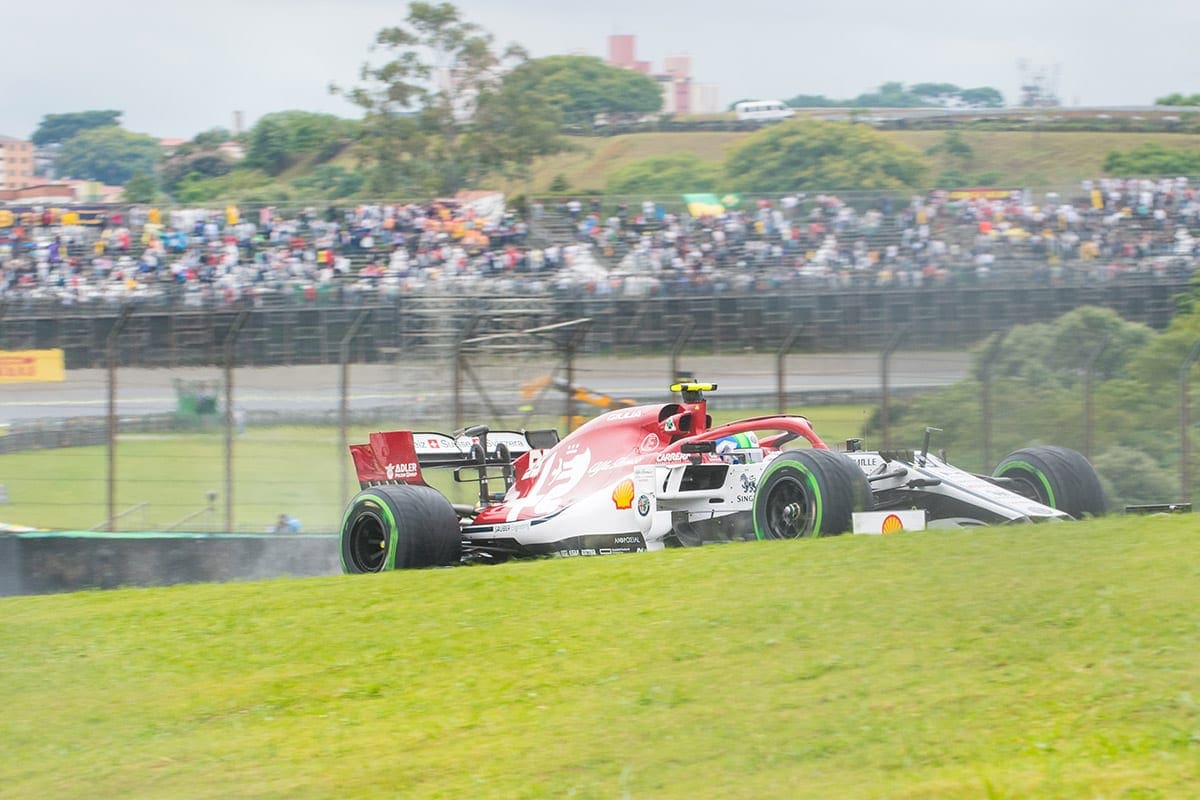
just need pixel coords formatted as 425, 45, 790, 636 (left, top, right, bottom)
993, 446, 1106, 519
752, 449, 873, 539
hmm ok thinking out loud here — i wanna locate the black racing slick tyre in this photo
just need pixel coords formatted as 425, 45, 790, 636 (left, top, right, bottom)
340, 484, 462, 573
752, 449, 874, 540
992, 446, 1106, 519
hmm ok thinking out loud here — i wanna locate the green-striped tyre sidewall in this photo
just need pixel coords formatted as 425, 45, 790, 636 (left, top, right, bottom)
752, 449, 871, 540
753, 454, 823, 540
993, 460, 1057, 508
339, 484, 462, 572
340, 489, 400, 573
993, 446, 1106, 519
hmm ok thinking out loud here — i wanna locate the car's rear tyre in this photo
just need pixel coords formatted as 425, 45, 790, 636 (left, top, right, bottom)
752, 450, 873, 539
340, 484, 462, 573
992, 446, 1106, 519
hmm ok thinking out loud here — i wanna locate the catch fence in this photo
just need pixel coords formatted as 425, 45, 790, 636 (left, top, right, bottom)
2, 315, 1198, 536
0, 277, 1188, 369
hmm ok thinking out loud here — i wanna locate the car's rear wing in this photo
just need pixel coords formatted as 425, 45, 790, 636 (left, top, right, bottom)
350, 428, 557, 488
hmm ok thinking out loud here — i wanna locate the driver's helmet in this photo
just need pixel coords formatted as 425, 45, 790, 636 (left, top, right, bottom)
715, 431, 761, 464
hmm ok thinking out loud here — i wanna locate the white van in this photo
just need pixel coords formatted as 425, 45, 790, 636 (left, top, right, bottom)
734, 100, 795, 122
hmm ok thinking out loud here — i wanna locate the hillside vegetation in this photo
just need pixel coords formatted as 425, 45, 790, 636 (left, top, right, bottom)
2, 516, 1196, 798
164, 123, 1200, 203
492, 129, 1200, 196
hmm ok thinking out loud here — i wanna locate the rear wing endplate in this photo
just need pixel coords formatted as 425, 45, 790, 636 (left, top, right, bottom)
350, 429, 552, 488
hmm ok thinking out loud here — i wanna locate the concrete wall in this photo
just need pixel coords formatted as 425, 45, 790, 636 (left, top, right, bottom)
0, 532, 341, 596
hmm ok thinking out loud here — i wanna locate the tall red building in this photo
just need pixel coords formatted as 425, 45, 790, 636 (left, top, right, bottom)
606, 34, 650, 74
605, 34, 717, 115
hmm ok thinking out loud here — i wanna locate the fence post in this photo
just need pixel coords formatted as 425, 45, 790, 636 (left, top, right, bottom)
339, 310, 372, 510
454, 317, 482, 431
565, 340, 577, 431
669, 321, 694, 387
979, 331, 1007, 472
1179, 339, 1200, 503
880, 326, 908, 450
776, 325, 802, 414
1082, 335, 1111, 460
526, 319, 592, 434
105, 307, 133, 531
222, 311, 249, 533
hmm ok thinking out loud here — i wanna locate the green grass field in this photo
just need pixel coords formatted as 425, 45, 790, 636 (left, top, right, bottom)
0, 405, 873, 533
2, 515, 1196, 798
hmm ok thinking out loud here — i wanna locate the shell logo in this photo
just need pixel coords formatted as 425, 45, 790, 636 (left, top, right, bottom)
612, 478, 635, 510
881, 514, 905, 535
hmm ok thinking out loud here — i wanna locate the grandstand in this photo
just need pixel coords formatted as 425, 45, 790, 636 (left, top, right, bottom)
1, 181, 1197, 363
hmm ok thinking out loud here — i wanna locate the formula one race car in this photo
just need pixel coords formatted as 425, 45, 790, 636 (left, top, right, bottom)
339, 382, 1106, 572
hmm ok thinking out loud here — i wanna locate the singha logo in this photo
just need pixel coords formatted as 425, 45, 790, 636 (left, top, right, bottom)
740, 473, 757, 494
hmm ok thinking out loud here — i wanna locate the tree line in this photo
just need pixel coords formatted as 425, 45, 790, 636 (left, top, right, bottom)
865, 303, 1200, 510
24, 2, 1200, 203
785, 81, 1004, 109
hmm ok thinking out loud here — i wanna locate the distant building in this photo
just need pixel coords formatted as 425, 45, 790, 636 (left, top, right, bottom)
0, 136, 36, 191
663, 53, 690, 80
604, 36, 719, 115
217, 141, 245, 161
158, 138, 188, 155
158, 136, 244, 161
0, 179, 124, 204
0, 182, 76, 204
607, 34, 651, 75
33, 143, 59, 179
662, 54, 692, 114
690, 83, 721, 115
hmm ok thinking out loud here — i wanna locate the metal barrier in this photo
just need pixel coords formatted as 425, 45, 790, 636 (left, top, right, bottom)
0, 532, 339, 596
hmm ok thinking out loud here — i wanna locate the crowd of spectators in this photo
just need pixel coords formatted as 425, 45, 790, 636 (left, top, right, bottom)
567, 178, 1200, 293
0, 200, 562, 306
2, 177, 1198, 306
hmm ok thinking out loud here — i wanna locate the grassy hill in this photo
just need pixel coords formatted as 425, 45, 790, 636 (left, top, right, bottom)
202, 125, 1200, 203
493, 129, 1200, 196
501, 131, 747, 195
2, 515, 1197, 798
891, 129, 1200, 189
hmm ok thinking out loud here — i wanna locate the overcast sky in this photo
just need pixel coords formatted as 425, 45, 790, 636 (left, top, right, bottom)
4, 0, 1199, 141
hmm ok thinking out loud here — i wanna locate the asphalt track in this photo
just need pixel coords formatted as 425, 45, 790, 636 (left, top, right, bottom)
1, 351, 970, 423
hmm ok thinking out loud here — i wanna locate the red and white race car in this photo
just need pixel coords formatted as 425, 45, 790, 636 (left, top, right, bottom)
340, 382, 1105, 572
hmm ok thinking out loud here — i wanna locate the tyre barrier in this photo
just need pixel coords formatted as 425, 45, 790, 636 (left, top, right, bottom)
0, 531, 340, 597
